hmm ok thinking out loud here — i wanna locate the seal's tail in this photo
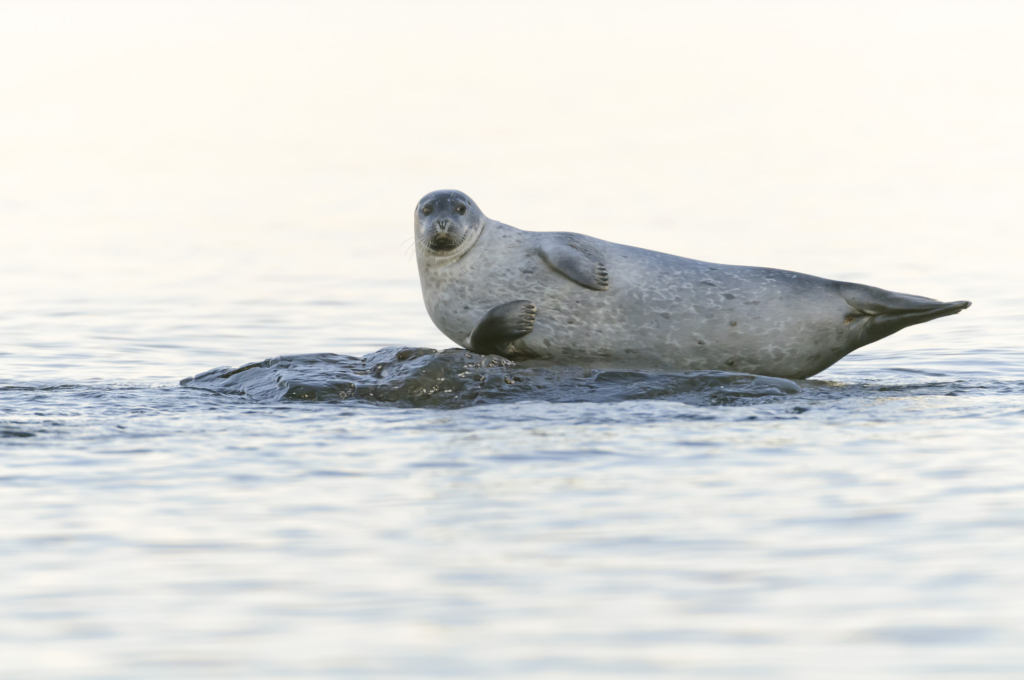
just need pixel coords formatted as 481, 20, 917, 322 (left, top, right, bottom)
839, 282, 971, 346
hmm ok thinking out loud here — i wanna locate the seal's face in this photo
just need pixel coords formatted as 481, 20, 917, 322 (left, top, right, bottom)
414, 190, 485, 258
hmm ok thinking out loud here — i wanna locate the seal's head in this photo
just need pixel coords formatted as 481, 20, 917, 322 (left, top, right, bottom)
414, 190, 485, 259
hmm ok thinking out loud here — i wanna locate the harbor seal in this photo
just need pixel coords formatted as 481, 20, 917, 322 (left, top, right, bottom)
413, 190, 971, 379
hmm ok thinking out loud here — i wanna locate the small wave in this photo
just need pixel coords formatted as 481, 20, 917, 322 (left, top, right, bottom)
179, 347, 801, 409
0, 429, 35, 438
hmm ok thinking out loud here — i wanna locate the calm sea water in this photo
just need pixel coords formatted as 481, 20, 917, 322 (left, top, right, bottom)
2, 2, 1024, 678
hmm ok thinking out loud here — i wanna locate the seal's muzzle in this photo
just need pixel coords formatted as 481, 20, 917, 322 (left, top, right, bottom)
428, 219, 459, 251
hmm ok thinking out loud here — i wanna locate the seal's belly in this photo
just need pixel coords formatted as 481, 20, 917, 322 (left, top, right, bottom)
512, 252, 851, 377
423, 237, 853, 378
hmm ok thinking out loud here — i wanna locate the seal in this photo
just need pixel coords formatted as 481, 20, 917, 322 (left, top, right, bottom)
413, 190, 971, 379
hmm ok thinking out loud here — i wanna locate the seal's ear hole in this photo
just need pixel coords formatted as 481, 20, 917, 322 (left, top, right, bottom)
422, 205, 433, 215
455, 204, 466, 215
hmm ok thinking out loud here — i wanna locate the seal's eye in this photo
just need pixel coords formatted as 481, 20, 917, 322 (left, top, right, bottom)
422, 205, 433, 215
455, 204, 466, 215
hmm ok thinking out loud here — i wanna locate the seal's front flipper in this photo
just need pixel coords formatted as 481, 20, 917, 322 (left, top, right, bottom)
840, 282, 971, 346
469, 300, 538, 357
539, 243, 609, 291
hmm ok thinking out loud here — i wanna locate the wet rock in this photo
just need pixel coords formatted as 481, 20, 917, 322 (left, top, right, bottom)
181, 347, 800, 409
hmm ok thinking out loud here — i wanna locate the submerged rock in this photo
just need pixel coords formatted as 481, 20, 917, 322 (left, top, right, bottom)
180, 347, 801, 408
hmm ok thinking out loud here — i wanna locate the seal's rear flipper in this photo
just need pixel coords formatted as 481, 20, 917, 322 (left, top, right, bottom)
840, 282, 971, 345
469, 300, 538, 357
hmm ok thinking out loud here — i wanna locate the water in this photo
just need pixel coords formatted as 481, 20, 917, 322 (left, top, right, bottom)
2, 1, 1024, 677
